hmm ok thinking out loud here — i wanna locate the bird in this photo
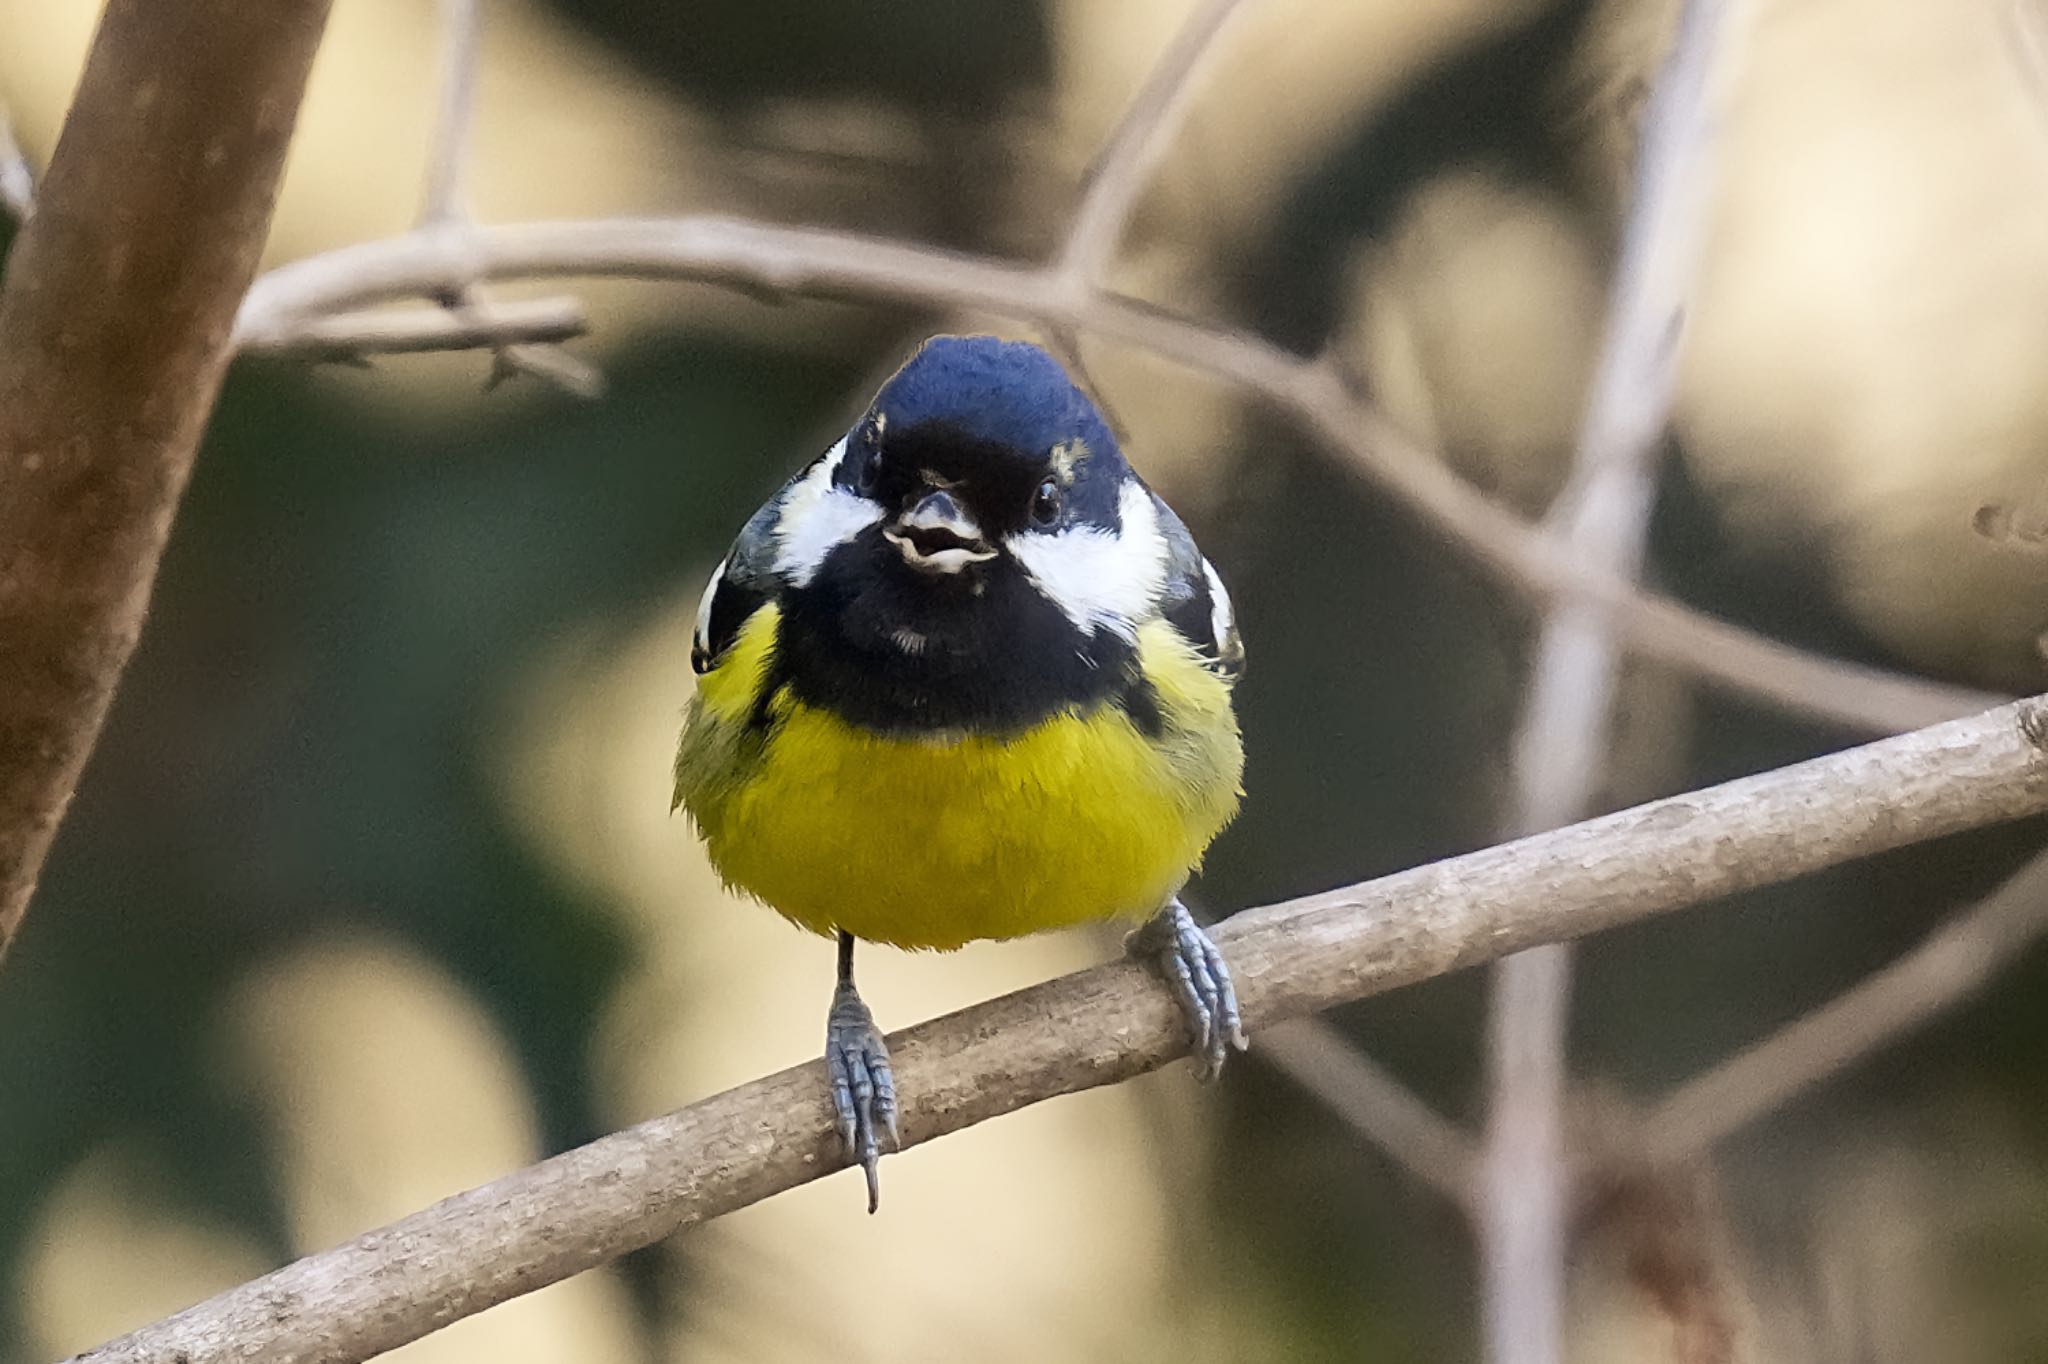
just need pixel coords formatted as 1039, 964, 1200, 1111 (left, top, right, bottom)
673, 334, 1247, 1211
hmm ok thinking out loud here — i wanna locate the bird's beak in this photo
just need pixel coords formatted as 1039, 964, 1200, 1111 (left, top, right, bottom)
884, 489, 995, 574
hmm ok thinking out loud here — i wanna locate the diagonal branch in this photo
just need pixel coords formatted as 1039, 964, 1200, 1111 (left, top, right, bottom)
1480, 2, 1734, 1359
1259, 1016, 1478, 1205
1057, 0, 1248, 289
1641, 845, 2048, 1162
0, 0, 332, 967
229, 219, 2005, 736
65, 695, 2048, 1364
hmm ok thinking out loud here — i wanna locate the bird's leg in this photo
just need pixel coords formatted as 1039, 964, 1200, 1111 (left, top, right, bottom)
1127, 897, 1248, 1080
825, 931, 899, 1212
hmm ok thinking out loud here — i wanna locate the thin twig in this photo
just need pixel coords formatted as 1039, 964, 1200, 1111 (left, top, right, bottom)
1259, 1017, 1477, 1205
231, 219, 2002, 735
0, 0, 332, 968
237, 296, 590, 360
421, 0, 481, 230
1057, 0, 1247, 289
0, 108, 34, 222
1641, 846, 2048, 1161
1480, 3, 1733, 1360
65, 695, 2048, 1364
413, 0, 602, 395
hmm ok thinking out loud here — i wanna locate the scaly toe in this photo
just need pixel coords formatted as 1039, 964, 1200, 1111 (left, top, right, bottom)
826, 984, 897, 1213
1130, 900, 1249, 1080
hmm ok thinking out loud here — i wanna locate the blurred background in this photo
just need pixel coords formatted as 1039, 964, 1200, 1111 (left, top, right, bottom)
4, 0, 2048, 1359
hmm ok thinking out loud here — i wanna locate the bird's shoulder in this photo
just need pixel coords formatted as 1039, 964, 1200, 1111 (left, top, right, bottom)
1147, 489, 1243, 679
690, 460, 813, 676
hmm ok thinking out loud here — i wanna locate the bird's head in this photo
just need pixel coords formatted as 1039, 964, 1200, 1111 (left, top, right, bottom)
851, 335, 1131, 575
766, 336, 1172, 731
777, 335, 1164, 629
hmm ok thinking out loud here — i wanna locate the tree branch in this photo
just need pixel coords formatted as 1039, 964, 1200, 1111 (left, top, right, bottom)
0, 0, 332, 966
237, 297, 590, 361
1481, 2, 1733, 1358
1641, 844, 2048, 1161
421, 0, 481, 231
1057, 0, 1247, 289
1259, 1017, 1478, 1205
65, 695, 2048, 1364
409, 0, 601, 396
231, 219, 2003, 735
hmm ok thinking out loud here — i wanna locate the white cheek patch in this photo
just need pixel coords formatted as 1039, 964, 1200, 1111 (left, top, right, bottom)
1201, 557, 1235, 648
692, 555, 728, 658
772, 437, 881, 586
1006, 481, 1167, 638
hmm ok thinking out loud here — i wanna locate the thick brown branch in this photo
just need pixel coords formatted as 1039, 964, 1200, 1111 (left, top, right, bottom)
233, 219, 2003, 734
67, 696, 2048, 1364
0, 0, 332, 964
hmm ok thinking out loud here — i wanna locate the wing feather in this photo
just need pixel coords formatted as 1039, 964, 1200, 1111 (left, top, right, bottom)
1149, 491, 1243, 679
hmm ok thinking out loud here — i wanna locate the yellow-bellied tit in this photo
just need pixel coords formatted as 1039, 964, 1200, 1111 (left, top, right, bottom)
674, 335, 1247, 1210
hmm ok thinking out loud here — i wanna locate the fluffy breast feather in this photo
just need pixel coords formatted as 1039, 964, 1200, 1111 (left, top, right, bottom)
673, 605, 1243, 950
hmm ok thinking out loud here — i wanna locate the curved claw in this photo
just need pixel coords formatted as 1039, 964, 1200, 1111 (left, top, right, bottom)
826, 982, 898, 1212
1129, 899, 1248, 1079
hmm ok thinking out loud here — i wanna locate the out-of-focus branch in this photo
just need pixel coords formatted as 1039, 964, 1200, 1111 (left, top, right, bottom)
1641, 846, 2048, 1162
232, 219, 2001, 735
0, 0, 332, 967
238, 296, 590, 361
413, 0, 601, 395
0, 108, 33, 221
1057, 0, 1246, 289
421, 0, 481, 230
66, 696, 2048, 1364
1259, 1017, 1477, 1205
1480, 3, 1734, 1360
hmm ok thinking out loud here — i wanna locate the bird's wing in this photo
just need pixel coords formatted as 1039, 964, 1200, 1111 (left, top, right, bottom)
1150, 490, 1244, 679
690, 476, 792, 675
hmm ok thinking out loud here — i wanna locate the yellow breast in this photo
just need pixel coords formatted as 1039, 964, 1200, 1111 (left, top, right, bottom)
674, 605, 1243, 950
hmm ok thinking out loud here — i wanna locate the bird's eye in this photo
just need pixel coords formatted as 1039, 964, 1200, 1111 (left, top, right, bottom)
1029, 476, 1062, 526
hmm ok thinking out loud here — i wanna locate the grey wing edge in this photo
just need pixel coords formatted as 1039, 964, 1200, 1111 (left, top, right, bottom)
690, 490, 786, 675
1151, 491, 1244, 680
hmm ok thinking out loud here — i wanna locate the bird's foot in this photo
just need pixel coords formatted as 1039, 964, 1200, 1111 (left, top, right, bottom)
1128, 899, 1248, 1080
826, 982, 899, 1213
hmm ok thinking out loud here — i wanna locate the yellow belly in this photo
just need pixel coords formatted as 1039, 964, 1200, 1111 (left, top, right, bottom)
674, 606, 1243, 950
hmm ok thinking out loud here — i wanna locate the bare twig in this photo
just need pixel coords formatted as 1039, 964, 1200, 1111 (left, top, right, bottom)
1642, 846, 2048, 1161
237, 296, 590, 360
412, 0, 602, 395
421, 0, 481, 230
1479, 3, 1733, 1360
0, 0, 332, 967
231, 219, 2001, 734
1260, 1017, 1477, 1205
0, 108, 34, 222
65, 696, 2048, 1364
1058, 0, 1247, 289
